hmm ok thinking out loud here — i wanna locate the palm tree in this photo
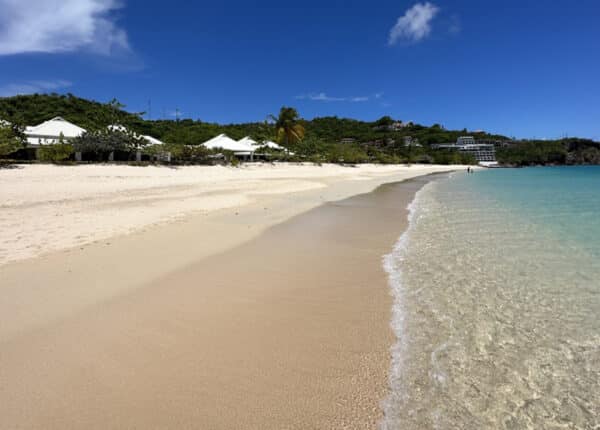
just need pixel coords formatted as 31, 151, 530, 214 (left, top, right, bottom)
269, 107, 305, 146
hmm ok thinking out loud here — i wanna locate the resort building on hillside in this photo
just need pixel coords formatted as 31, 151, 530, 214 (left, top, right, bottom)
403, 136, 422, 147
458, 144, 496, 162
373, 121, 410, 132
432, 136, 497, 163
456, 136, 476, 145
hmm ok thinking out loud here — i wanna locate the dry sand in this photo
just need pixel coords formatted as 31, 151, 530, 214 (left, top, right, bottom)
0, 163, 463, 429
0, 163, 465, 266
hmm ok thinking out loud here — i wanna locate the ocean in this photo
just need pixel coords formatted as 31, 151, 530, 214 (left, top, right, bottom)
382, 166, 600, 429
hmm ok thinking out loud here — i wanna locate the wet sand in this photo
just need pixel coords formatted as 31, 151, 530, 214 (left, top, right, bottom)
0, 175, 434, 429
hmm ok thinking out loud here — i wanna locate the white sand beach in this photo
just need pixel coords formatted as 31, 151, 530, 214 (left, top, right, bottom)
0, 163, 470, 429
0, 163, 468, 266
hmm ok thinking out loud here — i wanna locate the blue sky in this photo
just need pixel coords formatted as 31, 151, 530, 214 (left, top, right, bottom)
0, 0, 599, 139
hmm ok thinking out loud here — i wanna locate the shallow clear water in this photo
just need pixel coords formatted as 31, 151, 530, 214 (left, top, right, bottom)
382, 166, 600, 429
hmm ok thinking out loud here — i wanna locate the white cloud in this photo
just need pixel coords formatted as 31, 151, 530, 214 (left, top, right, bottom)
389, 2, 440, 45
296, 93, 345, 102
0, 79, 72, 96
0, 0, 130, 56
295, 92, 383, 103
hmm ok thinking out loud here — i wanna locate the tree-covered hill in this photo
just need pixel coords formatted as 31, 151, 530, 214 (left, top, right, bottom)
496, 138, 600, 166
0, 94, 143, 131
0, 93, 506, 146
1, 93, 598, 166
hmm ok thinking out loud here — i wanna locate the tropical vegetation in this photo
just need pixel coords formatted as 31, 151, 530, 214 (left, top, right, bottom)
0, 123, 24, 160
0, 93, 598, 166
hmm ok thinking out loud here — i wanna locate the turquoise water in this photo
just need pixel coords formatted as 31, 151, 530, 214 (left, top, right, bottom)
382, 167, 600, 429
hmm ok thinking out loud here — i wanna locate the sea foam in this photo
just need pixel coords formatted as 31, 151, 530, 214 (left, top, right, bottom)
379, 179, 435, 430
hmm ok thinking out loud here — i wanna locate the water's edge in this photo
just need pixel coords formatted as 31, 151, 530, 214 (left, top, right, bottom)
379, 173, 444, 429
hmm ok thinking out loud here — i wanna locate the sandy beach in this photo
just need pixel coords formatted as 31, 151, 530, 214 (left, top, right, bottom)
1, 163, 462, 266
0, 163, 463, 429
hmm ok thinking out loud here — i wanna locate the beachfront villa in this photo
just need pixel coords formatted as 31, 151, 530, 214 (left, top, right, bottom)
18, 117, 167, 160
200, 134, 286, 160
12, 116, 284, 162
202, 134, 256, 158
23, 118, 167, 149
238, 136, 284, 151
108, 124, 166, 147
25, 117, 86, 146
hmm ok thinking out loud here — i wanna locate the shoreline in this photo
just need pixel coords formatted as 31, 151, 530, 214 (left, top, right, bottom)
380, 174, 436, 428
1, 165, 458, 428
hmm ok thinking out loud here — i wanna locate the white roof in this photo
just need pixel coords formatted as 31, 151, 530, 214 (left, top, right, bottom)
238, 136, 285, 151
238, 136, 258, 147
109, 124, 164, 145
262, 140, 284, 150
25, 117, 86, 138
143, 135, 165, 145
203, 134, 255, 152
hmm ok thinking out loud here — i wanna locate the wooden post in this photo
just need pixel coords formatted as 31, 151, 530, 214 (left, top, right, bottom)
75, 152, 82, 162
136, 151, 142, 162
108, 152, 114, 162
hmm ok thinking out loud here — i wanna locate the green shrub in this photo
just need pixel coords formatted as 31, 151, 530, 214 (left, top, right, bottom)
229, 155, 240, 167
38, 143, 74, 162
0, 125, 24, 159
166, 143, 214, 164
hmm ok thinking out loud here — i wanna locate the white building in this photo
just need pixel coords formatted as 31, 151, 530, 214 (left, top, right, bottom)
24, 117, 86, 146
238, 136, 284, 151
262, 140, 285, 150
237, 136, 259, 148
457, 136, 476, 145
108, 124, 165, 146
202, 134, 255, 155
432, 135, 496, 163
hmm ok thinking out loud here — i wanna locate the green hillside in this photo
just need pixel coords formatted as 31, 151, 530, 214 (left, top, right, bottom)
0, 93, 505, 146
2, 93, 598, 166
